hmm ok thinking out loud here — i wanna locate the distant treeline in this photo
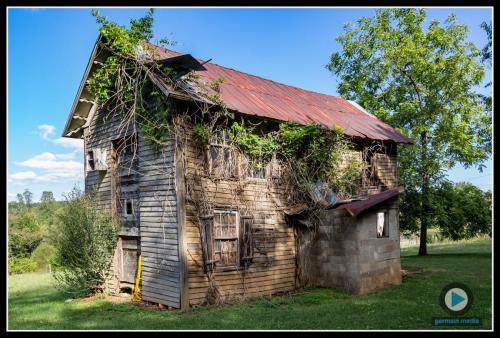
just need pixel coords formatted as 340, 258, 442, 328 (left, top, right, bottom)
8, 190, 61, 274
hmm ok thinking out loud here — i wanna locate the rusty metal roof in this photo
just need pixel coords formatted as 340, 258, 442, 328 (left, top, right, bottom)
147, 43, 413, 144
334, 187, 402, 217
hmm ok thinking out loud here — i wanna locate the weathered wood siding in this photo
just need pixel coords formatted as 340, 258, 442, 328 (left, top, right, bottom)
138, 137, 182, 308
373, 143, 398, 190
84, 108, 182, 307
84, 109, 129, 291
181, 130, 296, 306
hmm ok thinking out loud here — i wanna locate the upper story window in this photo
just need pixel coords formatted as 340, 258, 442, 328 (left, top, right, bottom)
207, 129, 238, 178
87, 151, 95, 171
86, 148, 108, 171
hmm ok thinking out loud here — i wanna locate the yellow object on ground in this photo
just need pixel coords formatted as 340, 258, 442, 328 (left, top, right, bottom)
132, 255, 142, 300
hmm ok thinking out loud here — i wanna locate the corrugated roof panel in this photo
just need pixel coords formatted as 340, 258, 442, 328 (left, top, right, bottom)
147, 43, 413, 144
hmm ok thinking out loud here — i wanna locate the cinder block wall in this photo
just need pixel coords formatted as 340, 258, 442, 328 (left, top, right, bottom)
298, 198, 402, 294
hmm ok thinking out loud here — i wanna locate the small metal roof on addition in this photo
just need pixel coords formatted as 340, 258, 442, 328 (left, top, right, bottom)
334, 187, 403, 217
63, 39, 413, 144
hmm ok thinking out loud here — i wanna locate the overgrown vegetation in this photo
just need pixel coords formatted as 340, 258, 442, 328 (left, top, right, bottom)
51, 188, 118, 295
8, 189, 59, 274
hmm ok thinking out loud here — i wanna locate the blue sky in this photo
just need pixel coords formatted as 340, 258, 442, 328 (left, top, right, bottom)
7, 7, 493, 201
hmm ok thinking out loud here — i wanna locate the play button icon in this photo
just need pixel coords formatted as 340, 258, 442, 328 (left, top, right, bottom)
451, 291, 465, 307
439, 283, 473, 315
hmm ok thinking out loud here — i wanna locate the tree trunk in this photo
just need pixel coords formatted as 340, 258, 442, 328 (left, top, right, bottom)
418, 131, 429, 256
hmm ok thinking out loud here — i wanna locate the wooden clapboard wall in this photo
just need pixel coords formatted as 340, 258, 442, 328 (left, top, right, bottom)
84, 107, 182, 307
181, 128, 296, 306
84, 108, 134, 292
138, 136, 182, 309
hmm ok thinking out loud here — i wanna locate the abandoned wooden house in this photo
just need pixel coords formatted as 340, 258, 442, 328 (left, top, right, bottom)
63, 38, 413, 309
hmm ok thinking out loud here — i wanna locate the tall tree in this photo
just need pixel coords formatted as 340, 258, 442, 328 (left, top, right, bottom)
327, 9, 491, 255
16, 193, 24, 205
480, 21, 492, 68
22, 189, 33, 209
40, 191, 55, 204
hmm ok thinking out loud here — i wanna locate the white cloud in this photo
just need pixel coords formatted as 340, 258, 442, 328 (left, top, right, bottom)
37, 124, 83, 151
10, 170, 84, 183
10, 153, 84, 182
38, 124, 55, 139
10, 171, 38, 180
51, 137, 83, 150
18, 152, 83, 171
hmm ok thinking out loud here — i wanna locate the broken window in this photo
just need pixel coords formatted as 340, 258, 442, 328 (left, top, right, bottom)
201, 209, 255, 271
87, 151, 95, 171
86, 148, 108, 171
213, 210, 239, 268
206, 129, 238, 178
376, 211, 389, 238
245, 156, 267, 179
121, 199, 134, 216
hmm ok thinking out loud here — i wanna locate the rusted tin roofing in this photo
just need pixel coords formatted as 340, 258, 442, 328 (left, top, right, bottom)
147, 43, 413, 144
334, 188, 402, 217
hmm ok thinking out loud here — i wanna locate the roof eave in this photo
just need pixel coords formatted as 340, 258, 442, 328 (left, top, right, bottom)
62, 34, 102, 138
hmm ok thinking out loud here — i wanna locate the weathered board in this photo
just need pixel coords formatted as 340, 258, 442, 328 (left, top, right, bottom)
138, 137, 182, 308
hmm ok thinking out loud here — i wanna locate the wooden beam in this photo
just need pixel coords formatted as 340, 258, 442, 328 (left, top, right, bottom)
175, 140, 189, 310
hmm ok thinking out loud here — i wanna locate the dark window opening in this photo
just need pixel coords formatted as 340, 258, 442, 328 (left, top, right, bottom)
126, 201, 133, 215
87, 151, 95, 171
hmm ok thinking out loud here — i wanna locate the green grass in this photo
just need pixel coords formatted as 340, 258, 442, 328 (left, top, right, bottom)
8, 239, 492, 330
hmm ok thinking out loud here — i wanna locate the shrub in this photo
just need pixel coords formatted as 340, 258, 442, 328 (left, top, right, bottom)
9, 257, 38, 275
31, 242, 57, 272
9, 211, 45, 258
52, 188, 118, 295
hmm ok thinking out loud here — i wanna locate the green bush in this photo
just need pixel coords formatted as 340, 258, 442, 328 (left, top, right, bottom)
52, 188, 118, 295
9, 257, 38, 275
9, 211, 45, 258
31, 242, 57, 271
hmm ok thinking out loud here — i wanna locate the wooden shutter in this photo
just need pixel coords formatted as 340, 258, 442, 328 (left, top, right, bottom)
200, 213, 214, 273
240, 215, 254, 268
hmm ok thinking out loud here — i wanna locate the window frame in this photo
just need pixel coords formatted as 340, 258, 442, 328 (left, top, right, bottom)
376, 210, 389, 238
212, 209, 240, 271
86, 150, 95, 171
205, 129, 239, 178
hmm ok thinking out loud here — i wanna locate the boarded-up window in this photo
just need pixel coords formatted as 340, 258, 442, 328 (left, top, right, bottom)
86, 148, 108, 171
376, 211, 389, 238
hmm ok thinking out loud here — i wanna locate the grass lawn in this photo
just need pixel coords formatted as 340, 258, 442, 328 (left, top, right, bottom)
8, 238, 492, 330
